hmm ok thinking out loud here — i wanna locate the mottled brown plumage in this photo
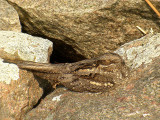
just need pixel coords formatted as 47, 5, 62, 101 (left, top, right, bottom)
4, 53, 129, 92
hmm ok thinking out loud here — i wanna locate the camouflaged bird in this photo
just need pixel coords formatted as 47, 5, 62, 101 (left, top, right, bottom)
4, 53, 129, 92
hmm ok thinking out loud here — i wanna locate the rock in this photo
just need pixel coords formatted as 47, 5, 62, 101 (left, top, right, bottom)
0, 0, 21, 32
0, 31, 53, 63
6, 0, 160, 62
0, 31, 53, 119
114, 33, 160, 71
0, 58, 43, 119
24, 33, 160, 119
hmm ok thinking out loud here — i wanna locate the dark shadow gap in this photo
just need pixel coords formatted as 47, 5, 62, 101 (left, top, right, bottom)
33, 75, 54, 108
22, 26, 86, 63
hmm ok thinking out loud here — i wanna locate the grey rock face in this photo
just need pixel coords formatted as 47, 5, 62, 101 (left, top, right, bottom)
0, 31, 53, 63
115, 33, 160, 70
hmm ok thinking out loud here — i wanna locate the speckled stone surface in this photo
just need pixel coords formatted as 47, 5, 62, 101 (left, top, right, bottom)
0, 66, 43, 120
0, 0, 21, 32
24, 33, 160, 120
0, 31, 53, 120
0, 31, 53, 63
115, 33, 160, 70
0, 58, 19, 84
6, 0, 160, 62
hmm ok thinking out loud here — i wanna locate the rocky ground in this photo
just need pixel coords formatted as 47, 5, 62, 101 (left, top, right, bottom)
0, 0, 160, 120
